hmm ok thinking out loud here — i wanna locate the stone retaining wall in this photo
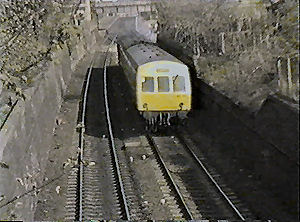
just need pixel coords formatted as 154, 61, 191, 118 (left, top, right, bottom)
255, 94, 299, 163
0, 24, 97, 221
196, 79, 299, 164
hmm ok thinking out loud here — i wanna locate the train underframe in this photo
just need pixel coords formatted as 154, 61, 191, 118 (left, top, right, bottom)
141, 111, 188, 131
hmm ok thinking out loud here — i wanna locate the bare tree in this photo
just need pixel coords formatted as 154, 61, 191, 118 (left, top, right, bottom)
156, 0, 299, 108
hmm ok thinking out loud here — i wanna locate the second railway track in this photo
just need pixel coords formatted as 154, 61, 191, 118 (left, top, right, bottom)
66, 35, 131, 221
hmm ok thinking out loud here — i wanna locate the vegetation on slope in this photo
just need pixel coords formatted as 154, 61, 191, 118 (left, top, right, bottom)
0, 0, 83, 97
0, 0, 84, 125
157, 0, 299, 110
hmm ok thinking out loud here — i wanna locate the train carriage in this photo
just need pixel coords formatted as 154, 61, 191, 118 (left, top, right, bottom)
118, 37, 191, 126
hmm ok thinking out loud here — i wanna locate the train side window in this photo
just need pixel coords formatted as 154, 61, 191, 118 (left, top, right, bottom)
173, 75, 185, 92
142, 77, 154, 92
158, 76, 169, 92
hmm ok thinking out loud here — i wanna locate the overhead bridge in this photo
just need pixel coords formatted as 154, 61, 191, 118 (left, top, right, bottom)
80, 0, 159, 17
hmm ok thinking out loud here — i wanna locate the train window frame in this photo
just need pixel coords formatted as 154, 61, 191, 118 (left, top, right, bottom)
142, 77, 155, 92
173, 75, 185, 92
157, 76, 170, 92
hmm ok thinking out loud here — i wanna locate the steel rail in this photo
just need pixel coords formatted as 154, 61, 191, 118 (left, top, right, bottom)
146, 135, 194, 220
178, 134, 246, 221
78, 59, 94, 222
103, 34, 131, 221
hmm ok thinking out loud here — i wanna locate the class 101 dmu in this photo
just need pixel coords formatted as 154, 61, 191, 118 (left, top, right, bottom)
118, 34, 192, 128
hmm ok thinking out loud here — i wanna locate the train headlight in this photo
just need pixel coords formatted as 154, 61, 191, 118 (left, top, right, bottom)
179, 103, 184, 110
143, 103, 148, 110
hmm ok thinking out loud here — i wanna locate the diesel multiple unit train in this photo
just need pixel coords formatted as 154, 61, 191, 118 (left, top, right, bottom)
117, 33, 192, 127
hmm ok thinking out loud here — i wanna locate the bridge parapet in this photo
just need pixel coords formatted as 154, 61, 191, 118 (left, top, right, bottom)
93, 0, 158, 7
79, 0, 158, 17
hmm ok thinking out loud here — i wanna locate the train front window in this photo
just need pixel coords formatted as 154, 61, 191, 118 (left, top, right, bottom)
142, 77, 154, 92
158, 76, 169, 92
173, 75, 185, 92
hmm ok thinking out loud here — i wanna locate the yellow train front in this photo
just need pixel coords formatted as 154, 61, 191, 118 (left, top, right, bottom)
119, 39, 191, 126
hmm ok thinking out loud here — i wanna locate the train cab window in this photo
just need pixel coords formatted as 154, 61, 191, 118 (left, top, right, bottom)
142, 77, 154, 92
173, 75, 185, 92
158, 76, 169, 92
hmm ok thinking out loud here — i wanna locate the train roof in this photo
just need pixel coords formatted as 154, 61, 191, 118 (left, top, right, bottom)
126, 43, 183, 67
117, 31, 152, 49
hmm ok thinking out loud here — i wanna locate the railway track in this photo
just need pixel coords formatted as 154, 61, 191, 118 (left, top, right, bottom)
147, 133, 254, 220
65, 35, 131, 221
176, 132, 255, 219
102, 34, 131, 221
107, 133, 254, 221
64, 33, 255, 221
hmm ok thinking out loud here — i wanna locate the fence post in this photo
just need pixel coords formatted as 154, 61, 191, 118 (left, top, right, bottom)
266, 34, 270, 49
287, 57, 293, 96
234, 62, 240, 91
0, 75, 2, 96
259, 33, 263, 43
135, 15, 138, 32
220, 32, 225, 54
85, 0, 91, 21
277, 57, 288, 95
236, 35, 240, 53
253, 33, 256, 48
